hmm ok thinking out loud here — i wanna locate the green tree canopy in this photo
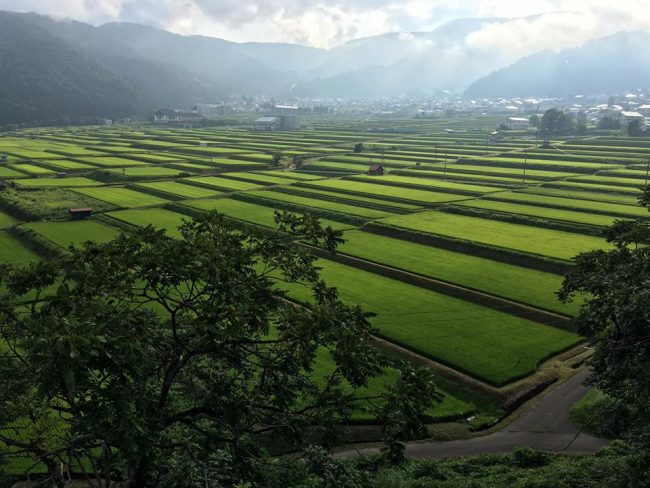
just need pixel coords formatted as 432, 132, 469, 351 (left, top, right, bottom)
560, 188, 650, 479
0, 211, 437, 487
539, 109, 575, 138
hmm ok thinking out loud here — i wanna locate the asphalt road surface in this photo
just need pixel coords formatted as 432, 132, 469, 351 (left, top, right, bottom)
341, 369, 609, 459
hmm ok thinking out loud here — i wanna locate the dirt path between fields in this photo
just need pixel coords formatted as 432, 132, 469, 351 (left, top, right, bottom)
337, 369, 609, 459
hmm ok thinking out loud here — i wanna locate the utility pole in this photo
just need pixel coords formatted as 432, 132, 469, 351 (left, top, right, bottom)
123, 160, 126, 186
443, 151, 448, 178
645, 157, 650, 188
522, 150, 528, 185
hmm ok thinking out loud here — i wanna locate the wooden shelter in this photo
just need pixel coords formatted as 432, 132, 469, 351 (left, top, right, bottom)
68, 208, 93, 220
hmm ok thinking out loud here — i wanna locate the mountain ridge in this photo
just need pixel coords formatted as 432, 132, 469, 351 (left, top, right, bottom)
465, 30, 650, 98
0, 10, 647, 125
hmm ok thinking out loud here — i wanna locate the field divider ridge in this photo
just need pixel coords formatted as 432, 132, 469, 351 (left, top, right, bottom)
360, 222, 571, 274
302, 244, 573, 329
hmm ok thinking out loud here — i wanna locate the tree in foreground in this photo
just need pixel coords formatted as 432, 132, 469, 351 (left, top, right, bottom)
0, 211, 437, 487
560, 188, 650, 481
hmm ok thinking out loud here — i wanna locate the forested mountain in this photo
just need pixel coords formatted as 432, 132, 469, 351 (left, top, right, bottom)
465, 31, 650, 98
0, 13, 146, 125
0, 9, 649, 125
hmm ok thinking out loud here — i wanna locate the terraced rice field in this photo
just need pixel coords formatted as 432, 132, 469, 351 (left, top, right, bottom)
13, 177, 104, 188
2, 120, 640, 404
22, 220, 120, 248
72, 187, 169, 208
453, 200, 621, 227
10, 164, 56, 175
483, 191, 649, 218
250, 190, 398, 219
136, 181, 223, 199
0, 211, 17, 229
285, 258, 581, 385
254, 171, 323, 181
0, 231, 40, 264
40, 160, 98, 171
181, 197, 352, 231
348, 174, 505, 195
520, 187, 640, 205
298, 179, 476, 205
106, 208, 188, 237
105, 166, 190, 178
283, 186, 423, 211
184, 176, 268, 192
222, 172, 303, 185
542, 180, 642, 195
381, 211, 612, 261
0, 166, 28, 178
338, 231, 578, 315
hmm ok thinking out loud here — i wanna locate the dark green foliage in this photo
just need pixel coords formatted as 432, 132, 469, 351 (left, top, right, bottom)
0, 188, 114, 221
627, 119, 645, 137
372, 444, 644, 487
576, 115, 588, 136
0, 12, 221, 125
539, 109, 575, 138
597, 116, 621, 130
256, 444, 643, 488
0, 14, 144, 125
0, 211, 438, 487
570, 389, 626, 438
560, 187, 650, 481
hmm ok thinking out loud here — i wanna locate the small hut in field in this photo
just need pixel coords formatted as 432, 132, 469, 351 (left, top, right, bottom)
68, 208, 93, 220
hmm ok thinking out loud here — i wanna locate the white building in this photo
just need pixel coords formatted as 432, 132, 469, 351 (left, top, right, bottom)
254, 115, 301, 131
153, 109, 204, 124
193, 103, 232, 116
621, 111, 644, 122
255, 117, 281, 131
502, 117, 530, 130
638, 105, 650, 117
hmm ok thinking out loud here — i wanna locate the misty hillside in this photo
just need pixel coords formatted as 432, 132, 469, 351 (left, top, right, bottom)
0, 13, 145, 125
0, 11, 224, 124
465, 31, 650, 98
1, 9, 648, 125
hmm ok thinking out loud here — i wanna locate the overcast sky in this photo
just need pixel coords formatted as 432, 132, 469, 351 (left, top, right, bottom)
1, 0, 649, 49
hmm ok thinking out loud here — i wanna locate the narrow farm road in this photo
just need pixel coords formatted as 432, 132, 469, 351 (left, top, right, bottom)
339, 369, 609, 459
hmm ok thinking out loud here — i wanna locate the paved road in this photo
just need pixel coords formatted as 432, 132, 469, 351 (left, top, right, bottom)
340, 369, 609, 459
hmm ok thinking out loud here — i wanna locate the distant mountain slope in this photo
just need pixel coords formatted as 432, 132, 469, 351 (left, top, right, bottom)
465, 31, 650, 98
0, 12, 145, 125
1, 9, 648, 125
0, 11, 227, 124
294, 17, 536, 97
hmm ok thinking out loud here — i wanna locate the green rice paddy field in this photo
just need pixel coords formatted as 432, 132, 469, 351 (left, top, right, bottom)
0, 231, 39, 264
22, 220, 120, 248
298, 179, 476, 204
72, 187, 170, 208
135, 181, 223, 199
106, 208, 188, 237
338, 230, 579, 315
381, 210, 612, 261
453, 199, 621, 227
284, 258, 580, 385
1, 121, 643, 412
